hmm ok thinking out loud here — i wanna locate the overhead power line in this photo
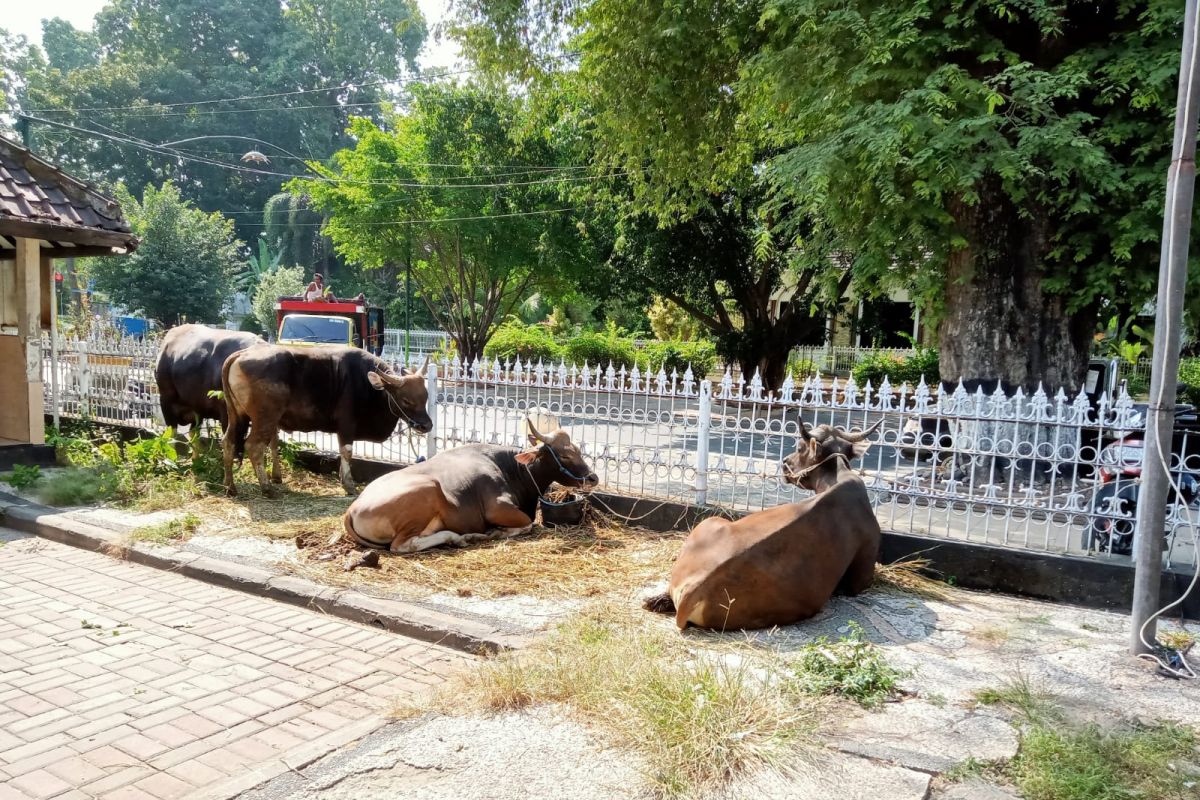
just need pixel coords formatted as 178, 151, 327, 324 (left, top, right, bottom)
23, 67, 482, 114
27, 117, 630, 189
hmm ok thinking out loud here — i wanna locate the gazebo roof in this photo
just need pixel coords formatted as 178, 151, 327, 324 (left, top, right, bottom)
0, 135, 138, 257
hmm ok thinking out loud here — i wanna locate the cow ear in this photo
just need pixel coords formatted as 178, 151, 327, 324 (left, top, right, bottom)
367, 371, 386, 390
851, 440, 872, 459
515, 448, 539, 465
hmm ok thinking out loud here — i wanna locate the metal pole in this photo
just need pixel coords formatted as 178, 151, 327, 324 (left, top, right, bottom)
405, 235, 412, 366
1131, 0, 1200, 656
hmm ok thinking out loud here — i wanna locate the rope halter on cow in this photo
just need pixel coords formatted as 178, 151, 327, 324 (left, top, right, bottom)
522, 416, 592, 505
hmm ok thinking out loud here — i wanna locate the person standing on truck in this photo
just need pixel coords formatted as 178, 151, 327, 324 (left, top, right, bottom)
305, 273, 326, 302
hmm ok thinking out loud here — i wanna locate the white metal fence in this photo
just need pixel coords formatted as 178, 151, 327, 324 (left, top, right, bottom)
39, 333, 1198, 571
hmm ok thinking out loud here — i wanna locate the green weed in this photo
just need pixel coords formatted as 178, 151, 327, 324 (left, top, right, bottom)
36, 466, 119, 506
791, 621, 904, 709
1011, 723, 1196, 800
129, 512, 202, 546
1, 464, 42, 491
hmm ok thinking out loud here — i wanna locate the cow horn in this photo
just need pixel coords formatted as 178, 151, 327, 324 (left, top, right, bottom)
836, 419, 884, 442
526, 416, 551, 444
415, 356, 430, 377
798, 421, 813, 441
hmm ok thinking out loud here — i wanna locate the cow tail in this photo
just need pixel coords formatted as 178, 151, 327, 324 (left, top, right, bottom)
220, 352, 248, 460
642, 591, 676, 615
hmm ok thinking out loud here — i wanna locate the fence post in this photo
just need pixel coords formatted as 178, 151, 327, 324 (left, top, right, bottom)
78, 343, 91, 419
425, 361, 438, 460
695, 379, 712, 505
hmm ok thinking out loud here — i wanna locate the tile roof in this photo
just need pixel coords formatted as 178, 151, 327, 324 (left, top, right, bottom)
0, 135, 137, 253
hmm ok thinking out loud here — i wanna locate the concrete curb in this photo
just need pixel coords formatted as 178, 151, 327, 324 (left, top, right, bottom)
0, 495, 531, 656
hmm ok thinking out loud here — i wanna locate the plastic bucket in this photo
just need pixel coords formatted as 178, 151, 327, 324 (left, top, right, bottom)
540, 494, 587, 527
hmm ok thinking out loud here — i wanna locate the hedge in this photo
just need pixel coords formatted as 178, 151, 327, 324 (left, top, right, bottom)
482, 321, 718, 375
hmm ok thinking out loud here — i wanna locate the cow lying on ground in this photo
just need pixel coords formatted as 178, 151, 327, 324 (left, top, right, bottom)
221, 345, 433, 495
342, 417, 598, 553
155, 323, 264, 434
643, 419, 883, 630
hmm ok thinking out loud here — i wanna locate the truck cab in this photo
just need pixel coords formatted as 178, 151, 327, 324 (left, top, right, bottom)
273, 297, 385, 355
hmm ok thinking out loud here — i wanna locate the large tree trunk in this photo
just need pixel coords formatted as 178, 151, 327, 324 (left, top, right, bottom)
940, 184, 1096, 393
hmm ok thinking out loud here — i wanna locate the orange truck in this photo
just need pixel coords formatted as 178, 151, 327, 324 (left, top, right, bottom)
273, 297, 386, 356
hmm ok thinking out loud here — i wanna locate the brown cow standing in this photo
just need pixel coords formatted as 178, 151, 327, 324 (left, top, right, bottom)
221, 345, 432, 496
643, 420, 883, 630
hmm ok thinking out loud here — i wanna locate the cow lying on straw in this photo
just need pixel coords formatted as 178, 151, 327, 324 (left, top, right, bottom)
342, 414, 598, 553
644, 420, 883, 630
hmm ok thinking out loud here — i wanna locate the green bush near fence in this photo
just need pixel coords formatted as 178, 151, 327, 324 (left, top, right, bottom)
852, 346, 940, 387
483, 321, 717, 375
484, 320, 564, 363
640, 340, 718, 377
1178, 358, 1200, 406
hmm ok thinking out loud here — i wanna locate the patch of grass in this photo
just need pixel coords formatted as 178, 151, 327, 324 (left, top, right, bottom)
973, 673, 1056, 723
129, 512, 202, 546
1017, 614, 1052, 625
791, 622, 904, 709
1, 464, 42, 491
432, 606, 819, 799
36, 466, 119, 506
924, 691, 947, 708
1079, 622, 1102, 632
974, 626, 1011, 645
1010, 722, 1197, 800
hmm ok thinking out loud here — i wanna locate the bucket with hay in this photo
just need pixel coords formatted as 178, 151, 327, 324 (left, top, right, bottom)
540, 486, 587, 527
526, 407, 590, 527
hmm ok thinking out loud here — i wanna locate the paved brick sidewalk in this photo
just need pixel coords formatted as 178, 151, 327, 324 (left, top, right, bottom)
0, 528, 471, 800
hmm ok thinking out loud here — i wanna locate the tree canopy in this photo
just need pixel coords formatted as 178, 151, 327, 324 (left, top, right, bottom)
299, 83, 597, 361
90, 181, 242, 325
10, 0, 426, 244
455, 0, 1194, 390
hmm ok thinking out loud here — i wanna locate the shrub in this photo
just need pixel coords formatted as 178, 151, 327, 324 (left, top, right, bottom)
641, 340, 719, 377
1, 464, 42, 491
563, 331, 637, 369
1179, 358, 1200, 406
791, 622, 904, 709
37, 467, 119, 506
852, 346, 940, 387
787, 354, 819, 378
483, 320, 563, 364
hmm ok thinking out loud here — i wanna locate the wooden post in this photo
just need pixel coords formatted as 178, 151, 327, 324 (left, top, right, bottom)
14, 238, 44, 444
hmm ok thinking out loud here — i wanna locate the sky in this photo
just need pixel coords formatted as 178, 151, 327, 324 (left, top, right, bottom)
5, 0, 462, 71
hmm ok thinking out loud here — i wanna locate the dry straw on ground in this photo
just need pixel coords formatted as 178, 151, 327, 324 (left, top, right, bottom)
288, 504, 685, 599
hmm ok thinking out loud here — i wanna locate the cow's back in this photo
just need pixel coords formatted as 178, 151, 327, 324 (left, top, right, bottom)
226, 345, 398, 439
349, 444, 523, 536
672, 481, 879, 629
157, 324, 262, 426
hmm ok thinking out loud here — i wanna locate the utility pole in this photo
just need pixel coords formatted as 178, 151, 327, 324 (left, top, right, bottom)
405, 233, 412, 366
1131, 0, 1200, 655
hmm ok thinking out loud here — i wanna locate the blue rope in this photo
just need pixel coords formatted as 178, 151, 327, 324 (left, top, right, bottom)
527, 444, 589, 506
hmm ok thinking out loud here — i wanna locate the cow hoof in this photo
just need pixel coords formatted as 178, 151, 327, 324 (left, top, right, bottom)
224, 486, 238, 498
261, 486, 277, 498
271, 476, 283, 485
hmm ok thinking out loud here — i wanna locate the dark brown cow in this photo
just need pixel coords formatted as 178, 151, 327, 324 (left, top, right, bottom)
643, 420, 883, 630
221, 345, 432, 496
342, 417, 597, 553
155, 324, 264, 430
